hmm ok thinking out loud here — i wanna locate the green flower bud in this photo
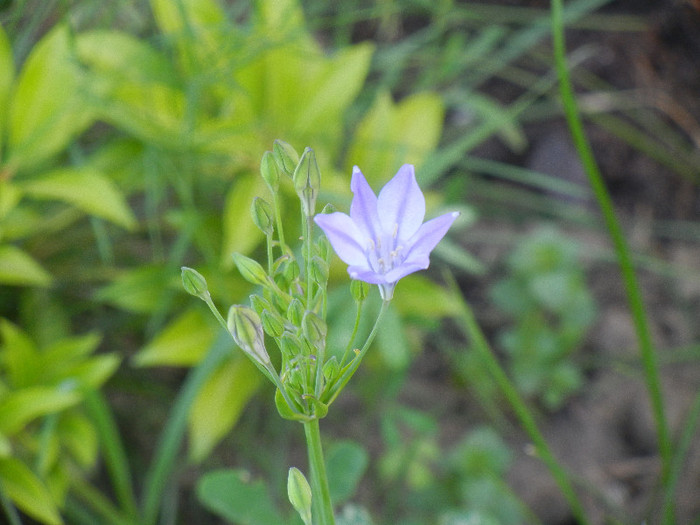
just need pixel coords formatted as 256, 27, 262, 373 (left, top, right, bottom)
260, 150, 280, 191
293, 147, 320, 217
315, 234, 331, 262
287, 298, 304, 326
323, 356, 339, 381
233, 253, 268, 287
272, 139, 300, 176
227, 305, 271, 366
302, 311, 326, 349
282, 257, 300, 283
181, 267, 209, 300
249, 294, 274, 315
350, 280, 371, 303
279, 332, 303, 360
261, 309, 285, 338
287, 468, 313, 525
310, 256, 328, 286
251, 197, 274, 236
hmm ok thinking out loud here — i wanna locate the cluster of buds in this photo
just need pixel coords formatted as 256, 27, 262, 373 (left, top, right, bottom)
182, 141, 367, 422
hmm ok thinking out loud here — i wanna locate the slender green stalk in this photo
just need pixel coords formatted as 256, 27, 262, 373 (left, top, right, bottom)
450, 279, 589, 525
339, 301, 364, 369
661, 389, 700, 522
550, 0, 671, 490
324, 300, 389, 405
70, 475, 133, 525
0, 488, 22, 525
303, 419, 334, 525
83, 389, 139, 520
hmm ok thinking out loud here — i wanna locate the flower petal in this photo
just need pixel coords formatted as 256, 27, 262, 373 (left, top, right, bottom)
384, 262, 427, 283
347, 266, 386, 284
403, 211, 459, 266
377, 164, 425, 241
349, 166, 381, 242
314, 212, 369, 267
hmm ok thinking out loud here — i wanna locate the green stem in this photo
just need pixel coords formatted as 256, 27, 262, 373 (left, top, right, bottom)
451, 280, 590, 525
324, 300, 389, 405
272, 192, 287, 252
339, 300, 364, 369
550, 0, 671, 488
303, 419, 334, 525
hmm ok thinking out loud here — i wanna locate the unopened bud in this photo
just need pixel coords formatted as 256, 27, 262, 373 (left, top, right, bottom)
272, 139, 300, 176
302, 311, 326, 349
279, 332, 303, 360
251, 197, 274, 236
227, 305, 271, 366
260, 150, 280, 192
233, 253, 268, 287
293, 147, 320, 217
287, 298, 304, 326
323, 356, 339, 381
261, 309, 286, 338
350, 280, 370, 303
249, 294, 274, 315
287, 468, 312, 525
310, 256, 328, 286
181, 267, 209, 300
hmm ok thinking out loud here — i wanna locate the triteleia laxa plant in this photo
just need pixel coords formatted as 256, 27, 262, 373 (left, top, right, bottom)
182, 142, 458, 524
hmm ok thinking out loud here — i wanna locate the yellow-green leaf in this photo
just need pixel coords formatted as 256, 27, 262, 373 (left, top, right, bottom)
0, 245, 51, 287
95, 265, 173, 313
0, 457, 63, 525
20, 167, 136, 230
188, 356, 260, 462
58, 412, 98, 469
7, 24, 93, 170
134, 308, 217, 367
0, 25, 15, 160
0, 319, 39, 388
0, 386, 81, 436
221, 172, 265, 268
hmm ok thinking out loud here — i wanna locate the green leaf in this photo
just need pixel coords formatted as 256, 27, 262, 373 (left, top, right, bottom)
392, 275, 461, 319
58, 411, 98, 469
7, 24, 93, 170
133, 309, 217, 367
326, 441, 369, 505
150, 0, 226, 75
0, 25, 15, 161
188, 356, 260, 462
63, 354, 120, 390
20, 167, 136, 229
462, 92, 526, 153
0, 319, 40, 388
95, 265, 172, 313
221, 172, 265, 268
376, 304, 410, 370
0, 244, 51, 287
0, 457, 63, 525
196, 469, 285, 525
0, 386, 81, 436
346, 91, 444, 184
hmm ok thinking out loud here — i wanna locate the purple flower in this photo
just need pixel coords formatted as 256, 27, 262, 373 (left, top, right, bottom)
314, 165, 459, 301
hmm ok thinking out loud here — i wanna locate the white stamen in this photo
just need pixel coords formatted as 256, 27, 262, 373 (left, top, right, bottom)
392, 223, 398, 239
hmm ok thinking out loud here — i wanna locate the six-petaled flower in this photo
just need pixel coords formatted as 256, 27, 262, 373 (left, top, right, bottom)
314, 165, 459, 301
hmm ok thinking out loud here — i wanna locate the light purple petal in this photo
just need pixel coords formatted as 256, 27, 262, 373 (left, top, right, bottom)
347, 266, 386, 284
384, 262, 428, 283
403, 211, 459, 266
349, 166, 380, 241
314, 212, 368, 267
376, 164, 425, 241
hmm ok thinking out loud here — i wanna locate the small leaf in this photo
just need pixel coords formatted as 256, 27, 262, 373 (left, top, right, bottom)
221, 173, 265, 268
0, 245, 51, 287
0, 457, 63, 525
0, 386, 81, 436
0, 319, 39, 388
0, 25, 15, 160
326, 441, 369, 505
188, 356, 260, 462
134, 309, 217, 367
95, 265, 171, 313
58, 411, 98, 469
196, 469, 285, 525
7, 24, 93, 170
20, 167, 136, 230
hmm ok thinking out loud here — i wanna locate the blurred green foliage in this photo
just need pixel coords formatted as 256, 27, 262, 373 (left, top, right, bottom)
490, 227, 596, 409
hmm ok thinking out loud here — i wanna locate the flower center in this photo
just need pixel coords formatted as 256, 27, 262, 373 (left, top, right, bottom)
366, 223, 404, 276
